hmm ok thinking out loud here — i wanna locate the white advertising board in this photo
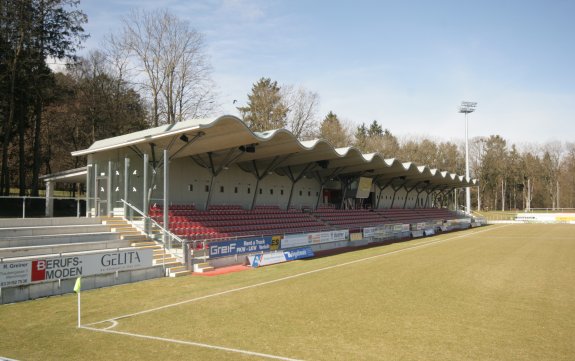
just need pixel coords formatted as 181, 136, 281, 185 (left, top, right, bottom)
0, 249, 153, 288
281, 230, 349, 249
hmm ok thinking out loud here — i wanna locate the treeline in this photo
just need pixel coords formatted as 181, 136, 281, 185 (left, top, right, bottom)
239, 78, 575, 211
1, 3, 215, 197
0, 0, 88, 196
1, 3, 573, 211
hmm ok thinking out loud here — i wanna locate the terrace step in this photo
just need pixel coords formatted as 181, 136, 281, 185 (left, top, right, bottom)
170, 269, 192, 277
156, 260, 181, 268
154, 257, 178, 265
194, 262, 214, 273
101, 219, 129, 226
167, 265, 191, 277
153, 252, 171, 260
121, 234, 148, 242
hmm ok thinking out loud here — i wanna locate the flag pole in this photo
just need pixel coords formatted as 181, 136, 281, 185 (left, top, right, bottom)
77, 291, 81, 328
74, 276, 82, 328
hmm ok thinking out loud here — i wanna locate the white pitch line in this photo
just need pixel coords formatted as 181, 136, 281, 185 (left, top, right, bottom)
102, 320, 118, 330
86, 224, 508, 328
81, 325, 304, 361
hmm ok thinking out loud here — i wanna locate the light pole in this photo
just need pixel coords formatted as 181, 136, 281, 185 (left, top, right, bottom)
459, 101, 477, 215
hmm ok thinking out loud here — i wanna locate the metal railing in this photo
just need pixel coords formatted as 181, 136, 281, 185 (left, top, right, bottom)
524, 208, 575, 213
119, 199, 189, 266
0, 195, 86, 218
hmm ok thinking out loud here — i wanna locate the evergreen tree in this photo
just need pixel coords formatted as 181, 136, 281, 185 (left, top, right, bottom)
238, 77, 288, 132
0, 0, 87, 195
319, 111, 348, 147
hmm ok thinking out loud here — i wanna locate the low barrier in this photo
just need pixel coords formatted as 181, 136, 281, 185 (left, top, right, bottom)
201, 217, 473, 269
0, 248, 160, 304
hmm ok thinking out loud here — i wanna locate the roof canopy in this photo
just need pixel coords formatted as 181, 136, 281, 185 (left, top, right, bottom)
72, 115, 476, 190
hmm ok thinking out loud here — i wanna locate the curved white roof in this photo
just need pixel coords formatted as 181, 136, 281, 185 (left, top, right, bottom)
72, 115, 476, 190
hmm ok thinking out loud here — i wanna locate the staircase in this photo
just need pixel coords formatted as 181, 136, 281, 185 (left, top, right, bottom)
102, 217, 192, 278
0, 217, 129, 259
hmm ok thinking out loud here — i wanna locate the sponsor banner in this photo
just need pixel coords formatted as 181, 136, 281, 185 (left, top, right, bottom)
411, 230, 424, 238
0, 261, 31, 288
416, 222, 427, 230
209, 236, 272, 258
363, 227, 376, 238
364, 227, 387, 238
249, 247, 314, 267
284, 247, 314, 260
1, 249, 153, 287
270, 235, 282, 251
350, 232, 363, 241
281, 230, 349, 249
365, 225, 410, 239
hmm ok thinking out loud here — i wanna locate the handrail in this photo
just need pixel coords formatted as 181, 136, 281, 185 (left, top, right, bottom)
119, 199, 187, 264
0, 195, 88, 218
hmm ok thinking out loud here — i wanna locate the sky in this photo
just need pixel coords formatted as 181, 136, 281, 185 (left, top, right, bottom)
79, 0, 575, 145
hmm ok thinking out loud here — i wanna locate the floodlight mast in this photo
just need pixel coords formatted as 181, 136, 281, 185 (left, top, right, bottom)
459, 101, 477, 215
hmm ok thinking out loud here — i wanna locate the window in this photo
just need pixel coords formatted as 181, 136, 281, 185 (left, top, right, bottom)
234, 187, 238, 194
280, 189, 284, 195
299, 190, 302, 196
247, 188, 251, 194
205, 185, 209, 192
188, 184, 193, 191
259, 188, 263, 195
220, 186, 224, 193
308, 191, 311, 197
270, 189, 274, 195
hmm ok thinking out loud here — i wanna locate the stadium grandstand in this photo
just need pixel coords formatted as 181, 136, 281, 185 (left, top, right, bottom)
1, 115, 481, 303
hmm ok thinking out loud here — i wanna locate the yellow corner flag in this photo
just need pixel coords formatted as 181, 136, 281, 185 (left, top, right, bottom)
74, 276, 82, 293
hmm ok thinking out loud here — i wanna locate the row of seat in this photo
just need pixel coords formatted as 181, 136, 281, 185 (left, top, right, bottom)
154, 204, 460, 242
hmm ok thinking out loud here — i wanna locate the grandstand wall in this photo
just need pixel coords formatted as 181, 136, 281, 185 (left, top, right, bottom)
87, 151, 429, 214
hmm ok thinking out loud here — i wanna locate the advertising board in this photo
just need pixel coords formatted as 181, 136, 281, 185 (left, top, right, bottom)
248, 247, 314, 267
281, 230, 349, 249
208, 236, 273, 258
1, 249, 153, 288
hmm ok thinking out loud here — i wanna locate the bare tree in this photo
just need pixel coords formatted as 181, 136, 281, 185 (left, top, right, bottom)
116, 8, 217, 126
542, 141, 563, 209
282, 85, 320, 140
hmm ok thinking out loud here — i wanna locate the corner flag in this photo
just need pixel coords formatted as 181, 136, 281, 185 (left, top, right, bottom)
74, 277, 82, 328
73, 277, 82, 293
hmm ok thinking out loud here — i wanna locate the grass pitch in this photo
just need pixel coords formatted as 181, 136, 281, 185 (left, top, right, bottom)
1, 224, 574, 360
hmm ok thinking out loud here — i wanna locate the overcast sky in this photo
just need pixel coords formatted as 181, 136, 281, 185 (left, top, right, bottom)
80, 0, 574, 145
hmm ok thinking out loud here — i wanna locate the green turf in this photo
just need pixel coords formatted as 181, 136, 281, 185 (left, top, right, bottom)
1, 224, 574, 360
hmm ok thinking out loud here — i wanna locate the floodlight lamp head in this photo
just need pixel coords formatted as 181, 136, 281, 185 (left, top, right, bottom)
459, 101, 477, 114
